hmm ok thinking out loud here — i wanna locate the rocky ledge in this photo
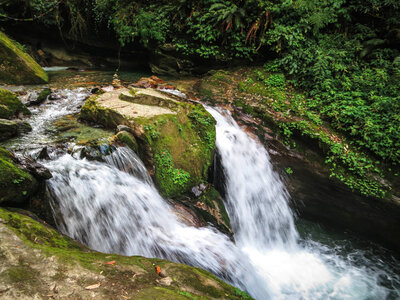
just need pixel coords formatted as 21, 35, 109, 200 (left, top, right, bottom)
0, 208, 250, 299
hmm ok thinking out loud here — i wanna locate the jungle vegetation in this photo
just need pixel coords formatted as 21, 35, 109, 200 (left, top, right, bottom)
1, 0, 399, 197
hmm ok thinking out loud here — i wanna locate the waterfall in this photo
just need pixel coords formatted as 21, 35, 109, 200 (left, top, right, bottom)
204, 107, 396, 299
45, 147, 270, 299
206, 107, 298, 249
44, 104, 398, 299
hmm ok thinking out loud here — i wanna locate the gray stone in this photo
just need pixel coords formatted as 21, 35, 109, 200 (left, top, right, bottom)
117, 124, 132, 134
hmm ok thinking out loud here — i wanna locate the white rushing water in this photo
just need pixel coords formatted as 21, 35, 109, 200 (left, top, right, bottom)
45, 148, 270, 299
42, 98, 399, 299
206, 107, 398, 299
3, 88, 91, 153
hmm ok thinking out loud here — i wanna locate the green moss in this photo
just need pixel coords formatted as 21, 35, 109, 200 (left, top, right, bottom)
0, 31, 48, 84
167, 264, 252, 299
0, 208, 81, 250
210, 70, 231, 83
154, 150, 191, 198
0, 88, 30, 119
116, 131, 138, 152
36, 88, 51, 103
136, 103, 215, 198
0, 147, 36, 204
135, 287, 191, 299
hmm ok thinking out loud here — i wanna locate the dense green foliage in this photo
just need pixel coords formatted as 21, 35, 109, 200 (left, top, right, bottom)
262, 0, 400, 169
237, 66, 394, 198
1, 0, 399, 196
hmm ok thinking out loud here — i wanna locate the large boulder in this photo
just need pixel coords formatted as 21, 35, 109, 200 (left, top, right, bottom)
0, 208, 250, 299
0, 31, 48, 84
81, 87, 216, 199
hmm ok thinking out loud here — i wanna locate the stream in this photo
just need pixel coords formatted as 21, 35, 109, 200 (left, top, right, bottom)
2, 85, 400, 299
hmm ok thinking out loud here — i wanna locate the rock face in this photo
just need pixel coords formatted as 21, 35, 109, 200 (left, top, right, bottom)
0, 31, 48, 84
268, 136, 400, 252
0, 208, 249, 299
81, 87, 216, 199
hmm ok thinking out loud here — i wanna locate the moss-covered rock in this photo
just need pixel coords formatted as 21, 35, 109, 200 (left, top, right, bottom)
0, 147, 37, 205
81, 87, 216, 199
0, 208, 252, 299
0, 32, 48, 84
35, 88, 51, 105
0, 88, 31, 119
197, 186, 231, 231
114, 130, 138, 152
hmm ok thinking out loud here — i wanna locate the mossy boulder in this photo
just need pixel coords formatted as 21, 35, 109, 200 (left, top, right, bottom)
0, 31, 48, 84
0, 147, 37, 205
0, 208, 252, 299
81, 87, 216, 198
0, 88, 31, 119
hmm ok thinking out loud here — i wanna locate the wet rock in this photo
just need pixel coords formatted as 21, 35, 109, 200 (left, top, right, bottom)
116, 124, 133, 134
131, 77, 158, 89
37, 147, 50, 160
172, 202, 205, 228
0, 208, 246, 299
14, 154, 52, 180
79, 146, 105, 162
130, 76, 178, 91
114, 131, 138, 152
149, 45, 195, 77
101, 85, 114, 92
81, 87, 216, 199
48, 93, 67, 101
27, 88, 51, 106
90, 87, 100, 94
0, 119, 31, 142
192, 183, 207, 197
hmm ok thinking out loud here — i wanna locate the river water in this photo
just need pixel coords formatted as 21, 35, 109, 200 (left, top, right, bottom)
3, 88, 399, 299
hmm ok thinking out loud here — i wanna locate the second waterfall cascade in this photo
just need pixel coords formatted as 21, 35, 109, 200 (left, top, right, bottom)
45, 106, 396, 299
